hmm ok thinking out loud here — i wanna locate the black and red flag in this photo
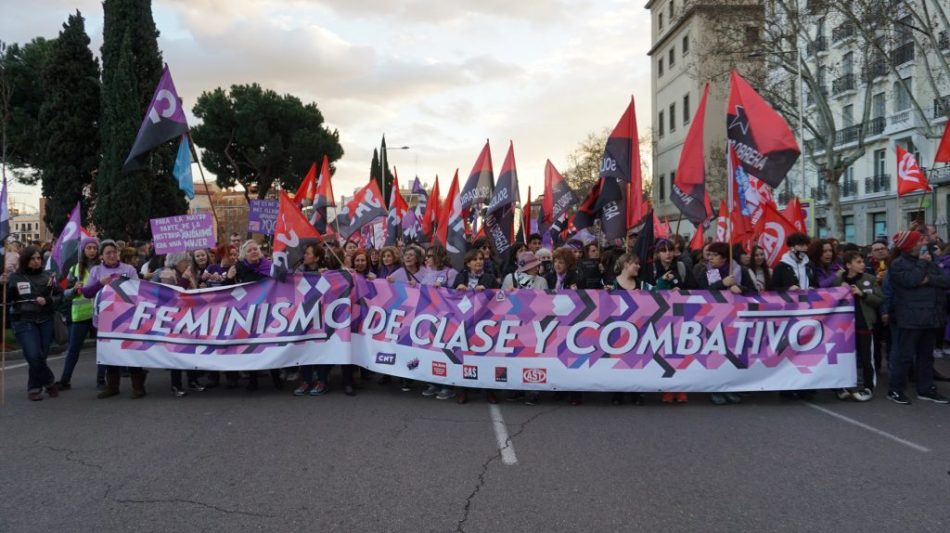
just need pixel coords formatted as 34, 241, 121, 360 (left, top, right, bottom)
726, 70, 800, 188
574, 97, 645, 244
485, 141, 520, 257
521, 186, 532, 245
385, 169, 410, 246
272, 191, 323, 277
460, 140, 495, 211
539, 160, 577, 239
335, 179, 387, 239
436, 170, 467, 270
672, 82, 713, 226
294, 161, 318, 206
421, 175, 441, 240
310, 155, 335, 234
124, 65, 190, 171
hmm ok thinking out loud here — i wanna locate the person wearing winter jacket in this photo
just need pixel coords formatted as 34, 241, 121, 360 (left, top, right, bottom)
832, 252, 883, 401
771, 233, 814, 290
3, 246, 63, 401
56, 236, 101, 390
886, 231, 950, 405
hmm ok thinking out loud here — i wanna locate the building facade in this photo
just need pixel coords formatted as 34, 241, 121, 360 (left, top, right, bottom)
647, 0, 764, 231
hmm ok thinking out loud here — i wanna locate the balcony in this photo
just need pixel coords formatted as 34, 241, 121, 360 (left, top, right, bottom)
832, 73, 855, 95
890, 42, 915, 66
865, 174, 890, 193
832, 23, 855, 43
929, 166, 950, 185
837, 123, 862, 144
939, 31, 949, 51
811, 186, 828, 202
841, 177, 858, 198
867, 116, 886, 135
934, 95, 950, 119
863, 59, 887, 81
807, 36, 829, 56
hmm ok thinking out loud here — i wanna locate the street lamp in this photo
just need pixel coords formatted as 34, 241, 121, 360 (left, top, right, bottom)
380, 139, 410, 205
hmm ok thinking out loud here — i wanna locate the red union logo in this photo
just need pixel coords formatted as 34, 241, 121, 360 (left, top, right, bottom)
522, 368, 547, 384
432, 361, 447, 377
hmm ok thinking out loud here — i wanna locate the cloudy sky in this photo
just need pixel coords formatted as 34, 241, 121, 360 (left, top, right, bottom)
2, 0, 652, 211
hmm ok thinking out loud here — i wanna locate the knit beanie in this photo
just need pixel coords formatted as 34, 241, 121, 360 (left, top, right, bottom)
892, 230, 922, 253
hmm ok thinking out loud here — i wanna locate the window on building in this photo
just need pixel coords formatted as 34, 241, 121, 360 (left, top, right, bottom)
871, 212, 887, 240
843, 215, 855, 243
894, 77, 913, 111
842, 51, 853, 75
683, 93, 691, 124
658, 57, 664, 77
872, 92, 885, 118
669, 103, 676, 132
659, 12, 664, 31
817, 218, 829, 238
669, 47, 675, 67
745, 26, 759, 43
669, 0, 674, 18
682, 34, 690, 56
659, 173, 666, 202
658, 110, 665, 137
842, 104, 854, 128
873, 149, 886, 176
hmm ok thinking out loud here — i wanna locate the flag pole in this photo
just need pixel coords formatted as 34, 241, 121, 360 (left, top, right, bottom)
185, 131, 222, 240
726, 143, 734, 266
1, 282, 6, 406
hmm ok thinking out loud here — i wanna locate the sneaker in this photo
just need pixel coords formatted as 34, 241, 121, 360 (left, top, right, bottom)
835, 389, 852, 401
293, 382, 312, 396
723, 393, 741, 404
709, 393, 728, 405
187, 381, 206, 392
45, 384, 59, 398
435, 388, 455, 400
399, 379, 413, 392
661, 392, 674, 404
171, 387, 187, 398
309, 381, 327, 396
852, 388, 873, 402
887, 390, 912, 405
916, 389, 950, 404
421, 384, 439, 397
55, 381, 71, 391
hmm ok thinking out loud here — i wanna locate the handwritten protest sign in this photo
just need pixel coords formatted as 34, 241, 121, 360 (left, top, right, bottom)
248, 199, 279, 235
149, 213, 216, 254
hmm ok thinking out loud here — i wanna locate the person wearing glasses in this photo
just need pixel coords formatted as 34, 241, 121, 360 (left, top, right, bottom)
80, 240, 144, 399
3, 246, 63, 401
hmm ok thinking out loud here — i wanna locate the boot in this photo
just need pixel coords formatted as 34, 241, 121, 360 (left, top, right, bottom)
130, 371, 147, 399
97, 367, 121, 399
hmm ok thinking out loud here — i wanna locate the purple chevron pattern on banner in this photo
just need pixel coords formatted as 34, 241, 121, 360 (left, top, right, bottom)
95, 275, 856, 391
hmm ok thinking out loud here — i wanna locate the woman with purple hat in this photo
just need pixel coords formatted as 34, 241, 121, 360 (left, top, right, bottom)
57, 235, 102, 390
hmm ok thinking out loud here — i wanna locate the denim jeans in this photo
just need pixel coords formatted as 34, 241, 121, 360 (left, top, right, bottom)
60, 319, 96, 384
300, 365, 331, 384
13, 320, 55, 391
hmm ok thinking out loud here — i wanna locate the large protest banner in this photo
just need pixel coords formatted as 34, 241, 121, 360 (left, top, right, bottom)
149, 213, 216, 254
96, 275, 856, 392
95, 273, 353, 370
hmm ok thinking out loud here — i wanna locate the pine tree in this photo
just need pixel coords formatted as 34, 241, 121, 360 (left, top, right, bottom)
96, 0, 186, 240
370, 145, 394, 207
38, 11, 100, 235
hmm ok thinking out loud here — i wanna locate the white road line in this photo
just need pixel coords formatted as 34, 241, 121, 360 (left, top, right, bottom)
2, 355, 67, 371
489, 404, 518, 465
803, 401, 931, 453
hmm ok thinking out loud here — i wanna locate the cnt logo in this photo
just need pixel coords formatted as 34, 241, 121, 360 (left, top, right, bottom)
494, 367, 508, 383
522, 368, 547, 384
375, 353, 396, 365
462, 365, 478, 380
432, 361, 447, 377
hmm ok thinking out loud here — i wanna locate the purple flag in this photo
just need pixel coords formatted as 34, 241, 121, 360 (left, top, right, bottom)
411, 176, 428, 218
123, 65, 189, 171
46, 202, 82, 278
401, 209, 422, 244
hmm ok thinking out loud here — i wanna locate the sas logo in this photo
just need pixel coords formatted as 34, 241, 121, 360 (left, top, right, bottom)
522, 368, 547, 384
462, 365, 478, 380
406, 358, 420, 371
375, 353, 396, 365
432, 361, 447, 377
494, 367, 508, 383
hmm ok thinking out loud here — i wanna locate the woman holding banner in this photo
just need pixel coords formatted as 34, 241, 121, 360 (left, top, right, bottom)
608, 252, 646, 406
81, 240, 145, 399
158, 252, 206, 397
57, 236, 101, 390
225, 240, 283, 392
3, 246, 63, 401
387, 245, 424, 285
294, 243, 333, 396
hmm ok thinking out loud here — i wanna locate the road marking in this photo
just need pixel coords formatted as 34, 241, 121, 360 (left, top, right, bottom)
2, 355, 67, 371
803, 401, 931, 453
489, 404, 518, 465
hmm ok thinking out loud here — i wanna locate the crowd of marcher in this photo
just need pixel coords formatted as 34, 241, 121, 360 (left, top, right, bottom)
5, 224, 950, 407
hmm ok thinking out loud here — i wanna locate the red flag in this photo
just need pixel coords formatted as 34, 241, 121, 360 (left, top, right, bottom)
422, 175, 441, 238
437, 171, 460, 245
935, 120, 950, 164
273, 191, 323, 271
336, 179, 388, 239
726, 70, 800, 188
689, 227, 705, 251
294, 162, 318, 205
389, 169, 409, 220
673, 82, 712, 225
756, 201, 798, 268
781, 197, 807, 233
523, 186, 532, 243
437, 170, 467, 269
715, 201, 728, 243
314, 155, 335, 208
897, 145, 932, 196
654, 212, 669, 238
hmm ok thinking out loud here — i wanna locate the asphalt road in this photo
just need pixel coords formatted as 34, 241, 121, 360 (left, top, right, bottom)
1, 349, 949, 532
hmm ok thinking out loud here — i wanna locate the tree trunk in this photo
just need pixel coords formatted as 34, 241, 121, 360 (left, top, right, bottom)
824, 169, 843, 239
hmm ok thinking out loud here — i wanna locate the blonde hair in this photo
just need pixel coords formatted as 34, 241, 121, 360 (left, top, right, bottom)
239, 239, 259, 260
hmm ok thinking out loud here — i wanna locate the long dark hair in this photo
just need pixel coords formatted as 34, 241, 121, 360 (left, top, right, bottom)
78, 242, 100, 279
17, 246, 43, 274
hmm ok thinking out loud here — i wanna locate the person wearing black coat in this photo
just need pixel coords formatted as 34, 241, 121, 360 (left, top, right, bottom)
641, 238, 697, 290
453, 249, 499, 290
4, 246, 63, 401
770, 233, 815, 290
886, 231, 950, 405
695, 243, 755, 294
